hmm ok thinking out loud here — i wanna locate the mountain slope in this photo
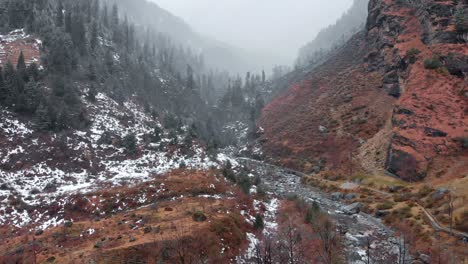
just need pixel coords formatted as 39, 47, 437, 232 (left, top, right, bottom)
107, 0, 269, 73
260, 0, 467, 182
296, 0, 369, 67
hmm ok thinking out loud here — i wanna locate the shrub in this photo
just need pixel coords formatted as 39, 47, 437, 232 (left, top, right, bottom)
152, 126, 162, 143
222, 162, 236, 182
192, 211, 207, 222
376, 201, 395, 210
123, 133, 137, 154
424, 57, 443, 69
406, 48, 421, 63
454, 137, 468, 149
253, 215, 264, 230
455, 210, 468, 232
64, 221, 73, 228
455, 9, 468, 34
305, 201, 321, 223
395, 206, 413, 218
406, 48, 421, 58
418, 185, 434, 198
45, 256, 56, 263
237, 174, 252, 194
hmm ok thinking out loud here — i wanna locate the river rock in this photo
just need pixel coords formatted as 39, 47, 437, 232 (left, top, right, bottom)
344, 193, 357, 200
344, 202, 362, 215
431, 188, 448, 200
331, 192, 344, 200
419, 253, 430, 264
376, 210, 390, 217
388, 185, 403, 193
348, 251, 363, 262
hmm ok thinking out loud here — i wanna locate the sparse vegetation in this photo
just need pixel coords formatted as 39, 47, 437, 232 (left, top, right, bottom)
192, 211, 207, 222
123, 133, 137, 154
253, 214, 264, 230
424, 57, 443, 69
406, 48, 421, 63
376, 201, 395, 210
455, 9, 468, 34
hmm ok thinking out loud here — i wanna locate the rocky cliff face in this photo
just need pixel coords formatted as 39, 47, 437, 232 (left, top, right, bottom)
260, 0, 467, 181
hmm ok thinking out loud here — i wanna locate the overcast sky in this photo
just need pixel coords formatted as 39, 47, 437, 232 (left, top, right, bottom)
151, 0, 353, 65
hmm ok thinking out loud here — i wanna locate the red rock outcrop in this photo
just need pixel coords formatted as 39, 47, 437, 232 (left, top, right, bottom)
260, 0, 467, 181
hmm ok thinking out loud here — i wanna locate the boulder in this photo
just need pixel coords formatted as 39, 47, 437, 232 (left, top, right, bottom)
431, 188, 448, 200
192, 211, 207, 222
344, 193, 357, 200
386, 147, 427, 182
424, 127, 447, 137
331, 192, 344, 201
375, 210, 390, 217
385, 83, 401, 98
144, 226, 152, 234
388, 185, 403, 193
348, 251, 363, 262
383, 70, 399, 84
396, 108, 414, 115
419, 253, 431, 264
318, 125, 328, 133
343, 203, 363, 215
443, 54, 468, 78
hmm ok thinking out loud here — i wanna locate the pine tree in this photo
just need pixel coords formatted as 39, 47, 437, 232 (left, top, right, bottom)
27, 62, 40, 81
52, 76, 65, 97
102, 4, 109, 27
25, 0, 36, 32
56, 108, 70, 130
123, 133, 137, 154
23, 80, 39, 113
87, 84, 97, 102
0, 67, 5, 104
230, 78, 244, 108
3, 60, 20, 106
48, 33, 74, 74
7, 0, 27, 29
254, 94, 265, 118
90, 20, 98, 51
262, 70, 266, 83
123, 16, 130, 52
254, 215, 264, 230
87, 63, 97, 82
186, 64, 195, 91
92, 0, 100, 19
65, 10, 72, 33
71, 15, 87, 55
84, 0, 92, 23
33, 101, 51, 130
111, 4, 120, 44
153, 126, 162, 143
17, 51, 27, 81
56, 0, 64, 27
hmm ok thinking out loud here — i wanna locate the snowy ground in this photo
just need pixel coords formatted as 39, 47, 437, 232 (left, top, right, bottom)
0, 92, 237, 229
238, 195, 280, 263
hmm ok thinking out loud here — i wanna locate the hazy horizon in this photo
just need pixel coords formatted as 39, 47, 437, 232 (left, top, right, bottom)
151, 0, 354, 66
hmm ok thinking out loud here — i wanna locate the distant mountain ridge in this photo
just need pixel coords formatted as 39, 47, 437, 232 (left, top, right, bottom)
296, 0, 369, 67
107, 0, 272, 73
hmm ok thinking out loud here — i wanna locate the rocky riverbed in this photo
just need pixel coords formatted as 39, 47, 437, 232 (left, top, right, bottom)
238, 157, 409, 264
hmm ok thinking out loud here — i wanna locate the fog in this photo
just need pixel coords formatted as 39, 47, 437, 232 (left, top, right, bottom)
151, 0, 354, 66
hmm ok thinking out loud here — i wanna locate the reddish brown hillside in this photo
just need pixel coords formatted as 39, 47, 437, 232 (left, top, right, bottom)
260, 0, 467, 182
0, 29, 41, 67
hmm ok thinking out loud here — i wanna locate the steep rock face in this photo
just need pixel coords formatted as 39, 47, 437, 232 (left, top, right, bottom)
260, 0, 467, 181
